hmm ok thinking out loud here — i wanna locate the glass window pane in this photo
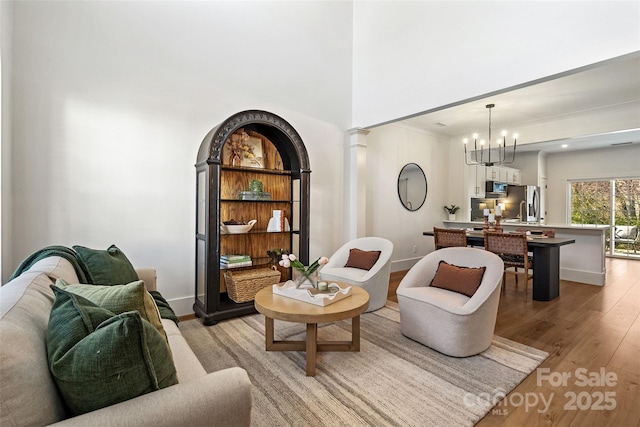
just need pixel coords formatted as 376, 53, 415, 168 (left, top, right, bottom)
197, 239, 206, 304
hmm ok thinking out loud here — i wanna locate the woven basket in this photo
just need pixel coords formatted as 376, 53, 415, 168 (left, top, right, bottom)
224, 267, 281, 303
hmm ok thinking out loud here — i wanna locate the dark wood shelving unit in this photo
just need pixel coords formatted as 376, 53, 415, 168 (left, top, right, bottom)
194, 111, 310, 325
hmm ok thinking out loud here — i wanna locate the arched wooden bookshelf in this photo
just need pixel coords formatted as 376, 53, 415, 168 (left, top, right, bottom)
194, 110, 311, 325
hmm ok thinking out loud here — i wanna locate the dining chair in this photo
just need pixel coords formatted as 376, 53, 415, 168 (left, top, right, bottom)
484, 231, 532, 298
433, 227, 468, 249
511, 229, 554, 277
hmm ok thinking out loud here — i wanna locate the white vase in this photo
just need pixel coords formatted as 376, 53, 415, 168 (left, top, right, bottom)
448, 213, 456, 221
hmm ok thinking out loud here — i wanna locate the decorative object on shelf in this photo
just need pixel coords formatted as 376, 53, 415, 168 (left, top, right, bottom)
239, 191, 271, 201
267, 248, 287, 265
279, 253, 329, 288
238, 179, 271, 200
463, 104, 518, 167
220, 254, 252, 269
444, 204, 460, 221
249, 179, 263, 193
220, 219, 257, 234
225, 129, 264, 168
267, 210, 290, 232
272, 281, 352, 306
230, 151, 242, 167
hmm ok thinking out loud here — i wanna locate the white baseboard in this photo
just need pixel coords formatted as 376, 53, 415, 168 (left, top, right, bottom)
167, 295, 196, 317
560, 268, 605, 286
391, 257, 422, 273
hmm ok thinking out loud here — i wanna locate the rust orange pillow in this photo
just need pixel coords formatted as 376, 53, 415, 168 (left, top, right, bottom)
429, 260, 486, 297
344, 248, 381, 271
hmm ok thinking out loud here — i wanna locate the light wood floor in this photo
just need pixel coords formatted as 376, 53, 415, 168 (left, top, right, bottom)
388, 258, 640, 427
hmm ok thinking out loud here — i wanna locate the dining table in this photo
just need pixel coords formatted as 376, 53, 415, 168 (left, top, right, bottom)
423, 230, 575, 301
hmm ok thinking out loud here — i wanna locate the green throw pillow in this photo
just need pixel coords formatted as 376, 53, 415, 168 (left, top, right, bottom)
46, 287, 178, 416
73, 244, 139, 285
54, 278, 168, 343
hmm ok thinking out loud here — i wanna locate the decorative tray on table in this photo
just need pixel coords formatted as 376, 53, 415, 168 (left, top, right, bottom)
272, 281, 352, 306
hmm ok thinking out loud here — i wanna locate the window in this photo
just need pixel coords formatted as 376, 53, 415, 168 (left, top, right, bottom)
570, 178, 640, 258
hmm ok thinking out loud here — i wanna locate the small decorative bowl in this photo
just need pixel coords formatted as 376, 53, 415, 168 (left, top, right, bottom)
221, 219, 257, 234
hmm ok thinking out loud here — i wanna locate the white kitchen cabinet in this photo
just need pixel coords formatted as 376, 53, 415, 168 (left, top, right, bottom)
486, 166, 521, 184
509, 169, 521, 184
469, 165, 520, 197
499, 167, 508, 182
486, 167, 498, 181
486, 166, 510, 182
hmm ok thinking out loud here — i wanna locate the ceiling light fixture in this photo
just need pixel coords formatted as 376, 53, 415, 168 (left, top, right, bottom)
463, 104, 518, 167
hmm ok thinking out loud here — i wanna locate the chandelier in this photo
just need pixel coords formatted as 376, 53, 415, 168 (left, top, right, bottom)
464, 104, 518, 167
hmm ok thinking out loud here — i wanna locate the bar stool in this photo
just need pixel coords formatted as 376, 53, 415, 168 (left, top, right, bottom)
433, 227, 467, 249
484, 231, 533, 299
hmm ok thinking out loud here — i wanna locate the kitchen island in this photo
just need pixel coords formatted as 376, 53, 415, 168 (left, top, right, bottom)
441, 221, 607, 286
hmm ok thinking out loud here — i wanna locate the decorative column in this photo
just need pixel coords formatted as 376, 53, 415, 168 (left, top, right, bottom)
347, 128, 370, 240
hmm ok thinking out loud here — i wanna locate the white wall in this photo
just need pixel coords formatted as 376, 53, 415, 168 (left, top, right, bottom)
7, 1, 352, 315
365, 123, 450, 271
353, 1, 640, 128
509, 152, 540, 187
545, 144, 640, 224
0, 1, 12, 281
5, 1, 639, 315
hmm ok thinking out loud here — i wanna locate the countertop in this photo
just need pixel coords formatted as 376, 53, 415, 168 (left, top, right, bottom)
438, 220, 607, 286
443, 220, 609, 233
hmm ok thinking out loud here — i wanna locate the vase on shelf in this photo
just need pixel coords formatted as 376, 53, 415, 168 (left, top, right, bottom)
448, 214, 456, 221
267, 249, 283, 266
230, 152, 242, 167
292, 268, 318, 289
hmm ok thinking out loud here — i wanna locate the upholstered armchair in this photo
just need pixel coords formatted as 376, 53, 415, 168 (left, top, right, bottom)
319, 237, 394, 312
396, 247, 503, 357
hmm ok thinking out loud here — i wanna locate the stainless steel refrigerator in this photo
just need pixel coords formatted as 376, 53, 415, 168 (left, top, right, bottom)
506, 185, 540, 222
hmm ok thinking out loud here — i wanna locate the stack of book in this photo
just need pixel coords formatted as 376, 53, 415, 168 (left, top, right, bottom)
220, 254, 252, 269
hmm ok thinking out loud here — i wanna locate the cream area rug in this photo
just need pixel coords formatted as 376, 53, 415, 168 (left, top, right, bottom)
180, 303, 548, 427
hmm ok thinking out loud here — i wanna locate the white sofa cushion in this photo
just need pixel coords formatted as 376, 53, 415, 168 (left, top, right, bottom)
161, 319, 207, 382
0, 271, 67, 426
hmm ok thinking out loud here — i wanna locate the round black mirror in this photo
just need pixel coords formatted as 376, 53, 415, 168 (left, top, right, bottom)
397, 163, 427, 211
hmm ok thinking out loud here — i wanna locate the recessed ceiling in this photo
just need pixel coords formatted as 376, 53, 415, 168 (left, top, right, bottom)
515, 129, 640, 153
397, 53, 640, 153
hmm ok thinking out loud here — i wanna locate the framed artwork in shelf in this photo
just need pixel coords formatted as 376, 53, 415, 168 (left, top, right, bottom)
223, 131, 264, 168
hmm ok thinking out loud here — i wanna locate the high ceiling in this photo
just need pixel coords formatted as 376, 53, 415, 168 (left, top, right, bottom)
397, 53, 640, 153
